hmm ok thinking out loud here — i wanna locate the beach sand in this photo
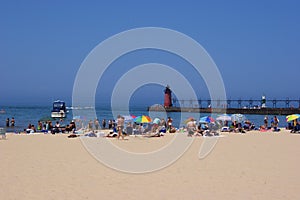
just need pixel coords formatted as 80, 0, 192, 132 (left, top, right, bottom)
0, 130, 300, 200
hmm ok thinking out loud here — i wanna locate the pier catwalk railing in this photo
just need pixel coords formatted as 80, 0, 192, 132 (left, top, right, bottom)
171, 98, 300, 109
148, 98, 300, 115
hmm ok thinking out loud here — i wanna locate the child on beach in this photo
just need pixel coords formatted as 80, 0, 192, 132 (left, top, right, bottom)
117, 115, 125, 140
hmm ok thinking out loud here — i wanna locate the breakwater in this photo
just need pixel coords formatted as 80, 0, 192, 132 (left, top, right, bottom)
148, 107, 300, 115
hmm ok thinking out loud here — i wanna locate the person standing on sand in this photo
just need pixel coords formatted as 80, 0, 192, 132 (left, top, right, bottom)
117, 115, 125, 140
274, 116, 279, 128
264, 116, 268, 129
88, 120, 93, 131
102, 119, 106, 129
37, 120, 42, 131
108, 119, 112, 129
167, 117, 173, 132
94, 119, 100, 130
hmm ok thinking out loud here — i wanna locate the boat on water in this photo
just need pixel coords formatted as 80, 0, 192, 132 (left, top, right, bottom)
51, 100, 67, 118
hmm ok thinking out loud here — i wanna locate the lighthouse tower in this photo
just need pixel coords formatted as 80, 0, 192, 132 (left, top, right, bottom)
261, 95, 266, 108
164, 85, 172, 108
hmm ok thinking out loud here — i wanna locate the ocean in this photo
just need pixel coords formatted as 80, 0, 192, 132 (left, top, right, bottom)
0, 105, 289, 132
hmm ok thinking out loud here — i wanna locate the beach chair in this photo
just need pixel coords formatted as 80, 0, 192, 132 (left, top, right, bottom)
0, 127, 6, 139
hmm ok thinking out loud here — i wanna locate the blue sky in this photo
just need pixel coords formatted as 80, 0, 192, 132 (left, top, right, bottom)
0, 0, 299, 107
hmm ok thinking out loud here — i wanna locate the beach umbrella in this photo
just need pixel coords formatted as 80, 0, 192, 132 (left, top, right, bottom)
134, 115, 152, 123
199, 116, 215, 123
231, 114, 246, 123
286, 114, 300, 122
186, 120, 196, 128
216, 114, 231, 121
184, 117, 196, 124
153, 118, 161, 124
131, 115, 137, 119
123, 115, 134, 121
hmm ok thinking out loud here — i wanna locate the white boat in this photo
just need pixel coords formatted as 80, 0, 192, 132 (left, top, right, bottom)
51, 100, 67, 118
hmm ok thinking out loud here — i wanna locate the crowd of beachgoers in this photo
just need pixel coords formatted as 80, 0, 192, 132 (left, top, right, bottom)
2, 113, 300, 140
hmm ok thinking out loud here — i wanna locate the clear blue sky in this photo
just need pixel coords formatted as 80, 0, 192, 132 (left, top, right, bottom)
0, 0, 299, 106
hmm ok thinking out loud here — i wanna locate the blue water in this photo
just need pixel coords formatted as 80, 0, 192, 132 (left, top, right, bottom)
0, 105, 289, 132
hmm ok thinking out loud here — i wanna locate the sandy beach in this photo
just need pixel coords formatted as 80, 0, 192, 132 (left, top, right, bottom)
1, 130, 300, 200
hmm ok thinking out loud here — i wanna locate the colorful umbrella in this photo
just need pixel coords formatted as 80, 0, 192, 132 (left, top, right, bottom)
216, 114, 231, 121
123, 115, 135, 121
231, 114, 246, 123
199, 116, 215, 123
152, 118, 161, 124
286, 114, 300, 122
134, 115, 152, 123
131, 115, 137, 119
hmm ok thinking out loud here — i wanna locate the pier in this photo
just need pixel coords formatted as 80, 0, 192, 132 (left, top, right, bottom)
152, 107, 300, 115
149, 98, 300, 115
157, 86, 300, 115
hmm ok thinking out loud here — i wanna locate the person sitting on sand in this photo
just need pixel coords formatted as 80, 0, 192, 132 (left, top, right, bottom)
186, 120, 196, 137
66, 120, 76, 133
169, 126, 176, 133
151, 123, 159, 133
229, 121, 238, 132
196, 123, 204, 136
208, 122, 220, 136
84, 131, 97, 137
133, 124, 144, 135
125, 122, 133, 135
52, 121, 61, 134
237, 123, 246, 133
143, 124, 166, 137
143, 131, 164, 137
259, 125, 268, 131
243, 120, 251, 131
106, 131, 118, 137
158, 125, 166, 134
143, 124, 154, 134
25, 124, 36, 133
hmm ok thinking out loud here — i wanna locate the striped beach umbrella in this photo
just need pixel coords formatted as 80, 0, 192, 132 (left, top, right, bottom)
134, 115, 152, 123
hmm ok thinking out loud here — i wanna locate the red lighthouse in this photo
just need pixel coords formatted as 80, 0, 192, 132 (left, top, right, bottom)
164, 85, 172, 108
